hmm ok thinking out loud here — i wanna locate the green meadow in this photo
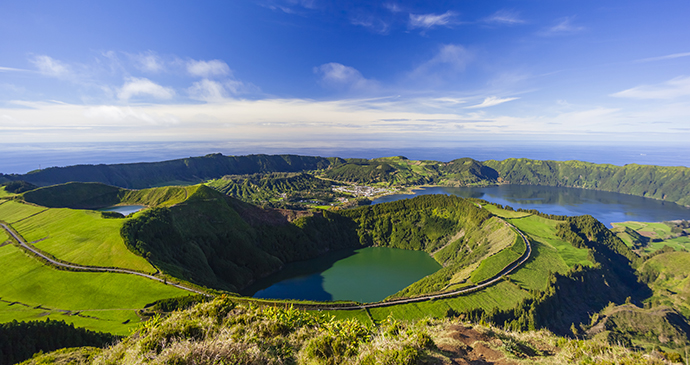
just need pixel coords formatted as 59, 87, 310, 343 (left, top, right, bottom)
0, 187, 16, 198
0, 200, 47, 223
368, 280, 529, 321
612, 221, 690, 253
0, 243, 188, 335
486, 207, 593, 292
640, 251, 690, 317
1, 200, 154, 272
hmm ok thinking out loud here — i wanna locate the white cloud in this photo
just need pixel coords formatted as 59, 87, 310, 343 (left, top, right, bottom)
131, 51, 165, 73
383, 3, 402, 13
409, 11, 456, 30
483, 10, 525, 25
314, 63, 378, 91
539, 16, 584, 36
188, 79, 227, 102
0, 66, 29, 72
350, 15, 390, 34
30, 55, 70, 77
83, 105, 178, 125
187, 59, 231, 78
635, 52, 690, 63
410, 44, 472, 79
611, 76, 690, 100
118, 77, 175, 100
466, 96, 519, 109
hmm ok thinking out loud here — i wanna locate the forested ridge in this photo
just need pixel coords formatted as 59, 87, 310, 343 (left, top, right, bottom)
4, 154, 690, 207
484, 158, 690, 206
0, 154, 341, 189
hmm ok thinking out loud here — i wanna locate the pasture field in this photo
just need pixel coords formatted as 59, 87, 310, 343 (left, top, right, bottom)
468, 230, 523, 284
446, 217, 516, 286
368, 280, 529, 321
0, 243, 188, 335
0, 230, 8, 244
612, 221, 690, 253
0, 200, 47, 223
1, 200, 154, 272
0, 187, 15, 198
122, 185, 197, 207
12, 206, 154, 272
482, 204, 531, 218
484, 206, 592, 291
641, 251, 690, 317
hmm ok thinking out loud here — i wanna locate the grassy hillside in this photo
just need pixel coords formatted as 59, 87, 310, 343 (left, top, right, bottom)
8, 202, 155, 272
639, 251, 690, 318
0, 243, 188, 335
320, 156, 498, 186
21, 296, 683, 365
206, 172, 339, 206
612, 220, 690, 254
21, 182, 198, 209
119, 185, 362, 292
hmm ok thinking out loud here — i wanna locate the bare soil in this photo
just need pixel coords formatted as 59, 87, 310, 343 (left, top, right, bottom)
437, 324, 518, 365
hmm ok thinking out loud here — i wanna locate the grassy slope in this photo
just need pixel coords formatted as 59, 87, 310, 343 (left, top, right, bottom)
641, 251, 690, 317
369, 280, 530, 321
612, 221, 690, 254
0, 186, 16, 198
0, 200, 154, 272
445, 217, 516, 287
0, 243, 187, 335
13, 206, 154, 272
485, 206, 593, 291
0, 199, 47, 223
121, 185, 196, 207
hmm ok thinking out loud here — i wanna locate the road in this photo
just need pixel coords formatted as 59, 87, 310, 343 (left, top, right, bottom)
0, 222, 208, 296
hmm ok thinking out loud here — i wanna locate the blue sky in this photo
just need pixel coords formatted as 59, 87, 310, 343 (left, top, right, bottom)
1, 0, 689, 152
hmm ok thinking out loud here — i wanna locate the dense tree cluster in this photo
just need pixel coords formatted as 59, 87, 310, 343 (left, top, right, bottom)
1, 181, 37, 194
0, 319, 117, 365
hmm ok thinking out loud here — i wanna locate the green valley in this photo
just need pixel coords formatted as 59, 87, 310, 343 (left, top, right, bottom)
2, 154, 690, 364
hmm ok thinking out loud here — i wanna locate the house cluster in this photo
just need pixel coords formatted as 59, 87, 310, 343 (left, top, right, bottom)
332, 184, 396, 197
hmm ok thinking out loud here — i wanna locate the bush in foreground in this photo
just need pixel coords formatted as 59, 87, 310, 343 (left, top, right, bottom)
20, 296, 684, 365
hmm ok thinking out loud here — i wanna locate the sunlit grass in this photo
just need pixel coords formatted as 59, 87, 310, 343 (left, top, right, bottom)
0, 243, 188, 335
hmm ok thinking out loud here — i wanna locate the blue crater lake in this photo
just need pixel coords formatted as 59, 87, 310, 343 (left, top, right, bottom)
373, 185, 690, 228
244, 247, 442, 303
98, 205, 145, 216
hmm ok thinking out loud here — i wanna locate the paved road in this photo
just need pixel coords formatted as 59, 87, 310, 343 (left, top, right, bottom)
0, 222, 208, 296
318, 220, 532, 310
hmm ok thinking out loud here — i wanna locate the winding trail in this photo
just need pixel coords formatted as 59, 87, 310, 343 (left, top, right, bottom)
0, 222, 208, 296
317, 220, 532, 310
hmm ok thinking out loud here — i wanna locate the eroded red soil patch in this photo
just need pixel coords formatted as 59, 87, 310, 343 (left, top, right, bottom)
437, 325, 518, 365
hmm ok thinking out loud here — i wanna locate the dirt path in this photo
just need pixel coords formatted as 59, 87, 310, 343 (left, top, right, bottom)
0, 222, 209, 296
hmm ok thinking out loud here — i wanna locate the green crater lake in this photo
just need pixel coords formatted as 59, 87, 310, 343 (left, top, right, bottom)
244, 247, 442, 303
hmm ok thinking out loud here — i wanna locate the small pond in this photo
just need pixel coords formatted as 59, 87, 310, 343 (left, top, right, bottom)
98, 205, 145, 216
243, 247, 442, 303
